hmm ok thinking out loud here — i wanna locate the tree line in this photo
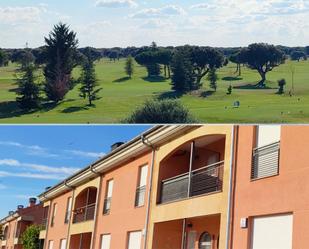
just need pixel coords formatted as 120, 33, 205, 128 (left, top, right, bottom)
0, 22, 307, 111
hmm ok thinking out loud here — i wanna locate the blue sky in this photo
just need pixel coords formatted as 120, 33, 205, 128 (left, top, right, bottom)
0, 125, 150, 218
0, 0, 309, 48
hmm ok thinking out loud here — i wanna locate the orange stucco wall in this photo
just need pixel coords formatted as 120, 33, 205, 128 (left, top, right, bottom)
231, 125, 309, 249
92, 152, 152, 249
44, 190, 73, 249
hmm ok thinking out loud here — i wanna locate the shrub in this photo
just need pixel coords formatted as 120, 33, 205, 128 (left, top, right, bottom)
21, 225, 40, 249
124, 99, 197, 124
277, 78, 286, 94
227, 85, 232, 95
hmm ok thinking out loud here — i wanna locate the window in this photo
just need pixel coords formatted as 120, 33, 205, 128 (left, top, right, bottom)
51, 203, 57, 227
135, 165, 148, 207
252, 126, 281, 179
60, 239, 67, 249
199, 232, 212, 249
251, 214, 293, 249
64, 197, 72, 224
127, 231, 142, 249
48, 240, 54, 249
103, 180, 113, 214
100, 234, 111, 249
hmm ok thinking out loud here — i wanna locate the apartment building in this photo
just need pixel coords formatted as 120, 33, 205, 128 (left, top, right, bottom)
2, 125, 309, 249
230, 125, 309, 249
38, 126, 198, 249
0, 198, 44, 249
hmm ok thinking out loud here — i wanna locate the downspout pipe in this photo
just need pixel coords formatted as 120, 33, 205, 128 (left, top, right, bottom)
141, 135, 156, 249
225, 126, 236, 249
64, 181, 75, 249
90, 173, 103, 249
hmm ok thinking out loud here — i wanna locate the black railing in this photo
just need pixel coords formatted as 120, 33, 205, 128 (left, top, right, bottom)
73, 203, 96, 223
103, 197, 112, 215
135, 186, 146, 207
251, 142, 280, 180
160, 161, 224, 204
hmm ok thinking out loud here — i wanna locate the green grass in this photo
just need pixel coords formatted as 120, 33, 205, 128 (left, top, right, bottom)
0, 59, 309, 123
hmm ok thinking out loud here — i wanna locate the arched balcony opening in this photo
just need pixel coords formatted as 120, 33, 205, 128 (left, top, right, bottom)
73, 187, 97, 223
157, 135, 226, 204
3, 226, 8, 240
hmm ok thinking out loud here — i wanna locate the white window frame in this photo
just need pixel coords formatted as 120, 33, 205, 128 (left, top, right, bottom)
100, 234, 111, 249
127, 231, 142, 249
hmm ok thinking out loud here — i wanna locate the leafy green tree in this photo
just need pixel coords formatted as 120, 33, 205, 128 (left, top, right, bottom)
79, 57, 101, 106
21, 225, 40, 249
241, 43, 285, 87
290, 51, 306, 61
306, 46, 309, 56
207, 68, 218, 91
277, 78, 286, 94
191, 46, 225, 89
125, 55, 134, 78
135, 51, 161, 77
16, 63, 40, 110
229, 50, 246, 76
0, 49, 9, 67
124, 99, 197, 124
156, 49, 172, 78
44, 23, 78, 102
108, 50, 119, 62
171, 46, 195, 92
11, 49, 34, 68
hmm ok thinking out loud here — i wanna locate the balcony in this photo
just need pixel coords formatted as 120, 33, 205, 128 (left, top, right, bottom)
251, 142, 280, 180
73, 203, 96, 223
73, 187, 97, 224
157, 134, 226, 205
160, 161, 224, 204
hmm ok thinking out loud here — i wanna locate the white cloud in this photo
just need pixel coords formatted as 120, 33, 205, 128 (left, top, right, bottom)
0, 171, 65, 180
0, 6, 44, 24
0, 141, 59, 158
0, 159, 80, 175
131, 5, 186, 19
95, 0, 138, 8
66, 150, 105, 159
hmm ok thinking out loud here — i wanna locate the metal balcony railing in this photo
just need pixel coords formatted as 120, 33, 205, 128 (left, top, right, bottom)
40, 218, 48, 230
135, 186, 146, 207
251, 142, 280, 180
160, 161, 224, 204
103, 197, 112, 215
73, 203, 96, 223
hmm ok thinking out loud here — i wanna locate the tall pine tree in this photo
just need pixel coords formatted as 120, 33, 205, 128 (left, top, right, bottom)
125, 56, 134, 78
171, 47, 195, 92
79, 57, 101, 106
16, 63, 40, 110
44, 23, 78, 102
